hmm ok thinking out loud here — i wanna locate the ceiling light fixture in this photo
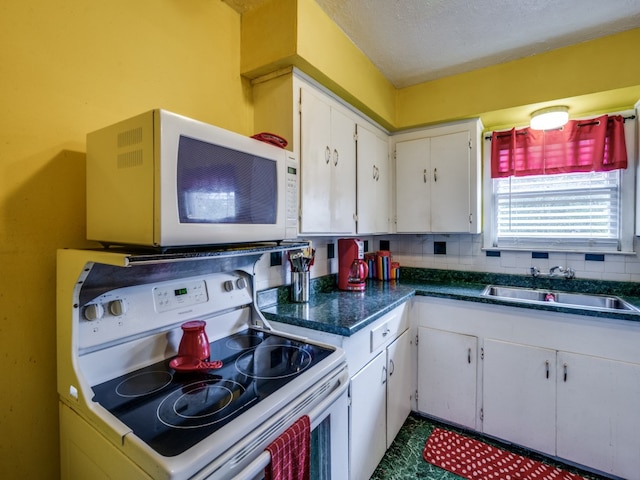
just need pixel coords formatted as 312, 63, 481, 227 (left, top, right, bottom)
530, 106, 569, 130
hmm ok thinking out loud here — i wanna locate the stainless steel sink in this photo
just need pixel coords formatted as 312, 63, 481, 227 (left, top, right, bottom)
481, 285, 639, 312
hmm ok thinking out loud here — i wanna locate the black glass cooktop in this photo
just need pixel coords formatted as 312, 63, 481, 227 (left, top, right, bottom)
91, 329, 333, 457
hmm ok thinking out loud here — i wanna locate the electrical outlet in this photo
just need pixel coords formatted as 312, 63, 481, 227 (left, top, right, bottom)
270, 252, 282, 266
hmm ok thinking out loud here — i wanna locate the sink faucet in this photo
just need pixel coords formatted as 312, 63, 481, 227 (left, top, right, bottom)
549, 266, 576, 279
530, 265, 575, 279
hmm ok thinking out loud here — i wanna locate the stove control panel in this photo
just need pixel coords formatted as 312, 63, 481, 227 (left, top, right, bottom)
153, 279, 208, 313
77, 272, 253, 351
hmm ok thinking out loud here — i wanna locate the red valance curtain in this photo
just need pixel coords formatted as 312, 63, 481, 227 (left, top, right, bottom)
491, 115, 628, 178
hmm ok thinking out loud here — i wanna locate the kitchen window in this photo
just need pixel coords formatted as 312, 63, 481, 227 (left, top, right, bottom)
483, 111, 636, 253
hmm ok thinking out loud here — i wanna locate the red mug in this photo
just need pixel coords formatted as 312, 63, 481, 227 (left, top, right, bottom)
178, 320, 210, 360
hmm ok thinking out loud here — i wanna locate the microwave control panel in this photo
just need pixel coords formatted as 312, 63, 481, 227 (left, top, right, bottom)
285, 153, 299, 238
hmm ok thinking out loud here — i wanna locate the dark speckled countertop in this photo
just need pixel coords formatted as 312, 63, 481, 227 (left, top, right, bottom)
259, 267, 640, 337
260, 279, 416, 336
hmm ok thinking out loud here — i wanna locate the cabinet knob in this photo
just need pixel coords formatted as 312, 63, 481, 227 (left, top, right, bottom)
423, 169, 427, 183
333, 149, 339, 166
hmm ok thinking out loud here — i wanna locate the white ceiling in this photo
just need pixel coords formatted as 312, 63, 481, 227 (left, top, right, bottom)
227, 0, 640, 88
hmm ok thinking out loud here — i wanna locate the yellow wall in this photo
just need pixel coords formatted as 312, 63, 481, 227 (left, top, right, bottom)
242, 0, 397, 130
3, 0, 640, 478
242, 0, 640, 131
0, 1, 250, 478
397, 28, 640, 130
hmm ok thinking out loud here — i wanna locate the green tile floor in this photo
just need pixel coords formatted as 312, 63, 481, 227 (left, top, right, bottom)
370, 413, 612, 480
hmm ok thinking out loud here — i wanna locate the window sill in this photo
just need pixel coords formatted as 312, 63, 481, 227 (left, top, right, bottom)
482, 246, 636, 256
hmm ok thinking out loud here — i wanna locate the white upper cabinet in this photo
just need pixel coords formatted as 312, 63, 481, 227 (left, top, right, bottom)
299, 84, 357, 234
356, 122, 390, 234
393, 119, 482, 233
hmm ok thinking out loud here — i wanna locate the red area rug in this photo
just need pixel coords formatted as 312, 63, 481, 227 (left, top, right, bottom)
423, 428, 586, 480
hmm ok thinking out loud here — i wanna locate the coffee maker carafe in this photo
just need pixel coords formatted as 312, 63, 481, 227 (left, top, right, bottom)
338, 238, 368, 291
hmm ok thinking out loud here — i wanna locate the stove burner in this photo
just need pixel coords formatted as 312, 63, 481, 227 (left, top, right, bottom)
116, 371, 173, 398
234, 344, 312, 380
157, 378, 253, 429
225, 334, 263, 350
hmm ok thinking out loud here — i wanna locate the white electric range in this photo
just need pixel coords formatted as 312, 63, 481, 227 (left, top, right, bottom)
56, 247, 348, 480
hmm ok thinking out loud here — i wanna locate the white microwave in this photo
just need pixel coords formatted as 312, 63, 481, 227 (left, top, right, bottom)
86, 109, 298, 248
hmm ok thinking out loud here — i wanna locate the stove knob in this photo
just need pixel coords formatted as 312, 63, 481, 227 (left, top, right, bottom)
236, 278, 247, 290
223, 280, 235, 292
108, 299, 127, 316
83, 303, 104, 321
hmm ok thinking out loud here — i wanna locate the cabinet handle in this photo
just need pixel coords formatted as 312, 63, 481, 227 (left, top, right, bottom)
434, 168, 438, 182
389, 359, 395, 376
382, 365, 387, 385
333, 149, 339, 166
325, 146, 331, 164
423, 169, 427, 183
545, 360, 550, 379
467, 348, 471, 364
563, 363, 568, 382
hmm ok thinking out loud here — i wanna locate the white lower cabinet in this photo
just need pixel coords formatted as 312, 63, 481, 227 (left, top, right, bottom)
482, 339, 556, 455
268, 302, 411, 480
417, 327, 477, 430
349, 326, 412, 480
344, 304, 411, 479
556, 351, 640, 479
386, 330, 412, 448
350, 351, 387, 480
483, 339, 640, 477
415, 296, 640, 480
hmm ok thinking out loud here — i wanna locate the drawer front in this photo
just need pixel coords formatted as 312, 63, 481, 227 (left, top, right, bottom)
370, 303, 408, 353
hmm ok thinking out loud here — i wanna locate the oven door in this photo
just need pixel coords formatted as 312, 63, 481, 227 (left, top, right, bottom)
203, 366, 349, 480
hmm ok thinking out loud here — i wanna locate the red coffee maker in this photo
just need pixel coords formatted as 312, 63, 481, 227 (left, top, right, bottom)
338, 238, 369, 291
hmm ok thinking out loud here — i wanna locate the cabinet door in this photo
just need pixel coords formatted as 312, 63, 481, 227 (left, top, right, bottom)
349, 352, 387, 480
395, 138, 430, 232
356, 124, 389, 234
557, 352, 640, 480
430, 130, 471, 232
482, 339, 556, 455
386, 330, 411, 448
417, 327, 477, 429
330, 106, 357, 234
299, 86, 332, 233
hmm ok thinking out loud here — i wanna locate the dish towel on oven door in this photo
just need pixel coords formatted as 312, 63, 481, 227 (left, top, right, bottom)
264, 415, 310, 480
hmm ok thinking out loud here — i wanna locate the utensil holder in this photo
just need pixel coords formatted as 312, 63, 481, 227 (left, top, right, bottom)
291, 271, 310, 303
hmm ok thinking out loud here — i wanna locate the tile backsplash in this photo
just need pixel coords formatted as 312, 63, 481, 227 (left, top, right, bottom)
255, 234, 640, 291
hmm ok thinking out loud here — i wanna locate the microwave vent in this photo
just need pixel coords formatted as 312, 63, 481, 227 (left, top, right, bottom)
117, 150, 143, 169
118, 127, 143, 148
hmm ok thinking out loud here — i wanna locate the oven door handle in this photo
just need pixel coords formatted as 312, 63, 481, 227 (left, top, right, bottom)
232, 370, 348, 479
